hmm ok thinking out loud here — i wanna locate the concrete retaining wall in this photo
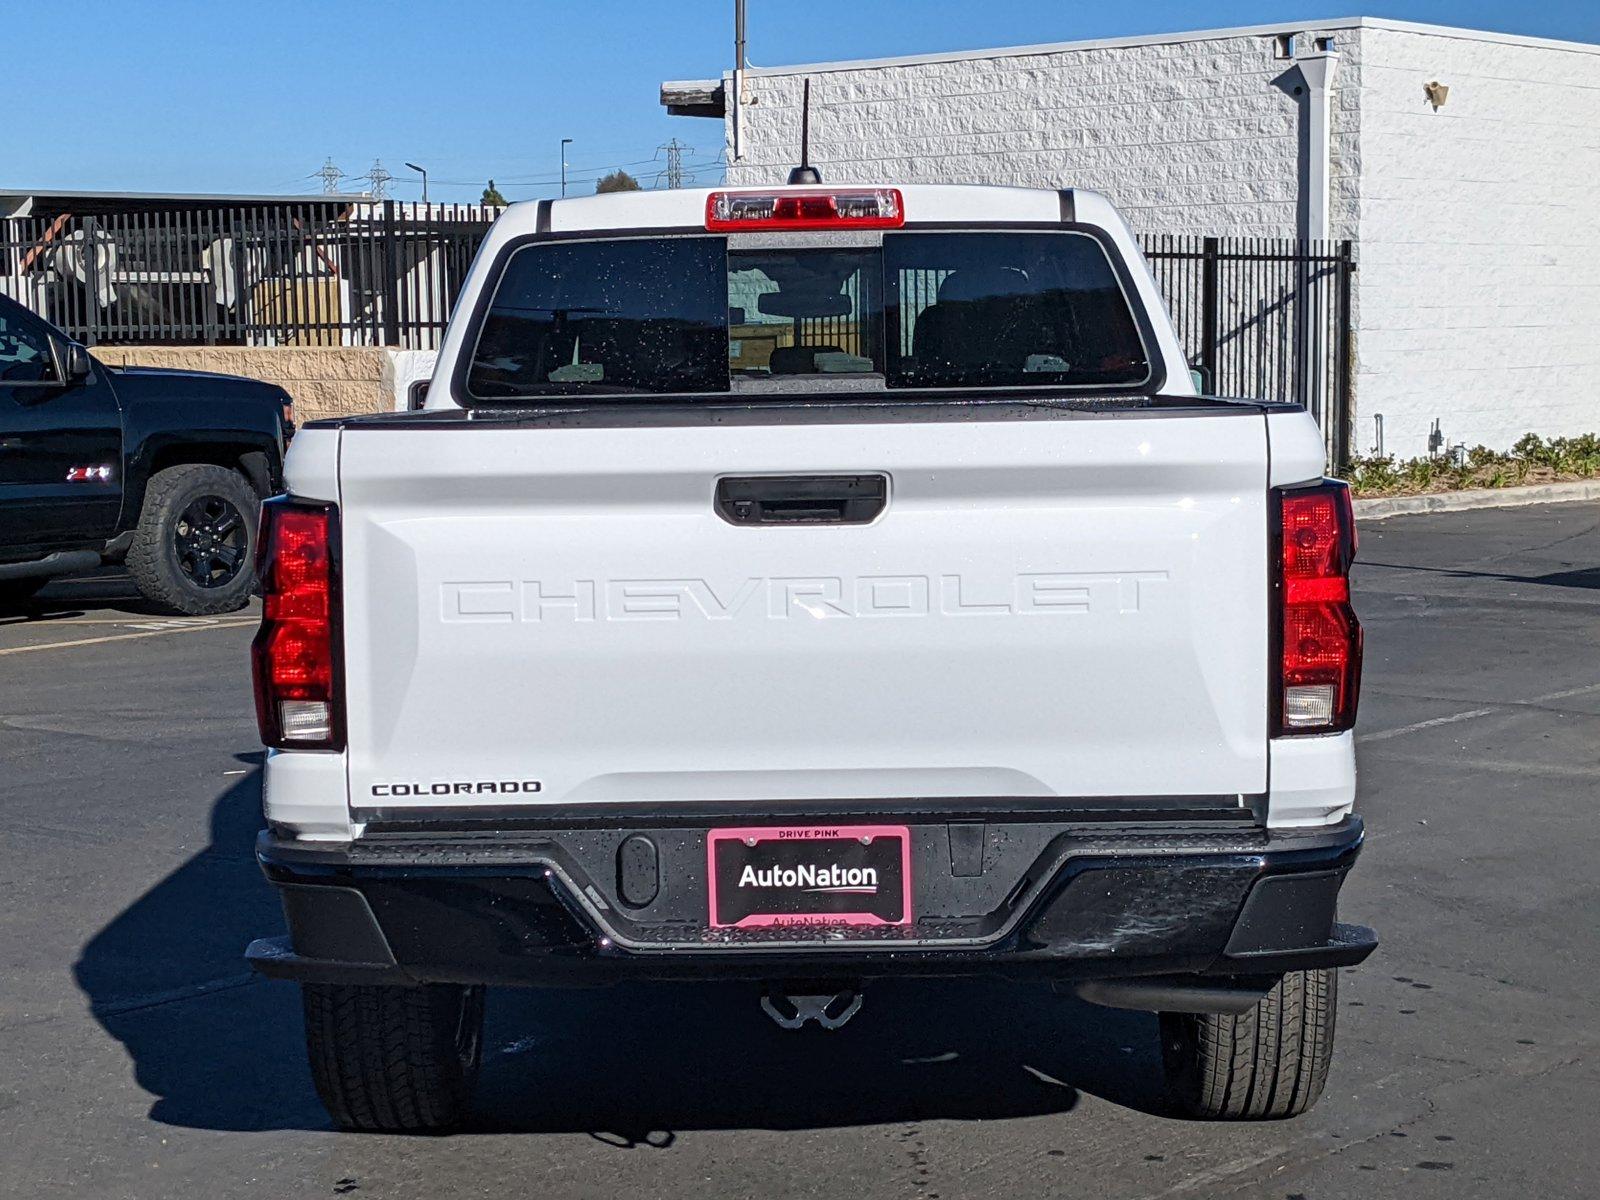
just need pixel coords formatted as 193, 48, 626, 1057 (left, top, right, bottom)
88, 346, 430, 420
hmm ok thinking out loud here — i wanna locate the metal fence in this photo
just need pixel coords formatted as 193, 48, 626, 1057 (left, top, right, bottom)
0, 201, 495, 350
1141, 236, 1355, 468
1, 206, 1355, 463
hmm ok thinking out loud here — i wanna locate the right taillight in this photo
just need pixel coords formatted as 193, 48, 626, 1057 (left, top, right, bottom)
1274, 481, 1362, 735
252, 497, 343, 751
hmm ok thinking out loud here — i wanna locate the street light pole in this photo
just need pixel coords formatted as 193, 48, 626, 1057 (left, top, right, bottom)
560, 138, 573, 197
404, 161, 429, 206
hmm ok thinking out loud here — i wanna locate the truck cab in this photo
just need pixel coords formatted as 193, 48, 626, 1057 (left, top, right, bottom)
245, 184, 1373, 1130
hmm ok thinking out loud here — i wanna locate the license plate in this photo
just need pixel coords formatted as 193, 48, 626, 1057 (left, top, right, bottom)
707, 825, 911, 930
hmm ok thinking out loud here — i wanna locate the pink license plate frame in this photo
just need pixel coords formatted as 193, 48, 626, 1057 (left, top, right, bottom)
706, 824, 913, 930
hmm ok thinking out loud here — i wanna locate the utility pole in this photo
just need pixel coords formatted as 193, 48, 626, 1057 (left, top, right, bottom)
655, 139, 695, 189
560, 138, 573, 197
317, 157, 344, 193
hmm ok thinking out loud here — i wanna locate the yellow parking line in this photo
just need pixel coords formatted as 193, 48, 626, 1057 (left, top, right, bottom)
0, 619, 256, 656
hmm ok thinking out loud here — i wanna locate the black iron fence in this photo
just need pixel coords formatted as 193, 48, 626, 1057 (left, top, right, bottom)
1141, 236, 1355, 469
1, 207, 1355, 464
0, 201, 495, 350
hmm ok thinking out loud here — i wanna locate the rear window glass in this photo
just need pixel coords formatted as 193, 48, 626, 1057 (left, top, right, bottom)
885, 233, 1148, 389
467, 237, 728, 398
728, 248, 883, 378
464, 231, 1148, 401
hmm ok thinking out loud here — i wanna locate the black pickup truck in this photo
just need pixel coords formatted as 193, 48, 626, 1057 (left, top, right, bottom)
0, 293, 292, 614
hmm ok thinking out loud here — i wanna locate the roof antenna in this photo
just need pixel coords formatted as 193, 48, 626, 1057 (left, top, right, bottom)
787, 78, 823, 185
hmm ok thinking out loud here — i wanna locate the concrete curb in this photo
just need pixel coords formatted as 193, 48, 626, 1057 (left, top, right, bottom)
1354, 480, 1600, 521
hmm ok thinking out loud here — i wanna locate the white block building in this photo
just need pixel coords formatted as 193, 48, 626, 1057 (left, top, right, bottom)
663, 17, 1600, 459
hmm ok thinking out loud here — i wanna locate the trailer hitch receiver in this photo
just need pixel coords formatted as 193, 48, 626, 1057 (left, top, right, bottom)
760, 984, 863, 1030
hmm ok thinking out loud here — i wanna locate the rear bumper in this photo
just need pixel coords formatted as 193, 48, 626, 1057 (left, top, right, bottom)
246, 813, 1375, 989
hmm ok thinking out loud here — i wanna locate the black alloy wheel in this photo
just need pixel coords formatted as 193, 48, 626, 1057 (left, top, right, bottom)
172, 494, 248, 589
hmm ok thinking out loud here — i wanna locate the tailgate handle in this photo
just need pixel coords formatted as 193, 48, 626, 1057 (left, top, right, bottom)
716, 474, 887, 526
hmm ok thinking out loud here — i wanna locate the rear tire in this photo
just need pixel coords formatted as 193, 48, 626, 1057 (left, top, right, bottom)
126, 463, 258, 615
1160, 968, 1337, 1120
302, 982, 485, 1133
0, 578, 46, 611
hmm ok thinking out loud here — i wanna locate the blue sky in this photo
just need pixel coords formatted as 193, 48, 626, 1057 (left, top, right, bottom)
12, 1, 1600, 202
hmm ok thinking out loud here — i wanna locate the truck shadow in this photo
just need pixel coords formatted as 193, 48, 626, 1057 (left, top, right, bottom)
1, 568, 172, 623
72, 763, 323, 1132
475, 982, 1164, 1141
74, 768, 1168, 1137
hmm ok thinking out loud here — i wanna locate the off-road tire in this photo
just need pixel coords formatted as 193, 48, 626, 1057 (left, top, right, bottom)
125, 463, 258, 615
302, 982, 485, 1133
0, 578, 46, 611
1160, 968, 1337, 1120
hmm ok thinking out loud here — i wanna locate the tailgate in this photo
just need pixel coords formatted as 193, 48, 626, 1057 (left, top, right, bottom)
337, 412, 1269, 817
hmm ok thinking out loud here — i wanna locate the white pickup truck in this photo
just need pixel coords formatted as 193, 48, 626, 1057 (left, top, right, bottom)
245, 183, 1373, 1131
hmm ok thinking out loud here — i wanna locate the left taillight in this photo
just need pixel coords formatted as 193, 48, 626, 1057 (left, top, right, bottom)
1274, 480, 1362, 736
252, 498, 342, 750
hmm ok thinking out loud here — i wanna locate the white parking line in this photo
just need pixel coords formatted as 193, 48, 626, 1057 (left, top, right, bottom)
1358, 680, 1600, 744
1358, 708, 1497, 743
0, 619, 255, 656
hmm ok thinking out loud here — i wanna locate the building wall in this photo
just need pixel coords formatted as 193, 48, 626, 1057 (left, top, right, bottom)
717, 20, 1600, 458
1351, 26, 1600, 457
726, 27, 1359, 240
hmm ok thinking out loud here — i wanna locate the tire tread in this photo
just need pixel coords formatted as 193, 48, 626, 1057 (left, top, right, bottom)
125, 462, 257, 615
1162, 968, 1338, 1120
302, 982, 481, 1132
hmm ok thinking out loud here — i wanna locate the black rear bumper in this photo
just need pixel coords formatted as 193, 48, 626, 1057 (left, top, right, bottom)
246, 813, 1375, 989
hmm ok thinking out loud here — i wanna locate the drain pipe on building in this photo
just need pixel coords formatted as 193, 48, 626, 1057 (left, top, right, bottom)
1298, 50, 1341, 242
731, 0, 747, 162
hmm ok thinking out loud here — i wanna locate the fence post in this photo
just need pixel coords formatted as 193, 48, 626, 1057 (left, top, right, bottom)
381, 200, 401, 346
1333, 240, 1355, 472
1200, 236, 1219, 391
232, 213, 249, 345
80, 215, 102, 346
1294, 241, 1312, 417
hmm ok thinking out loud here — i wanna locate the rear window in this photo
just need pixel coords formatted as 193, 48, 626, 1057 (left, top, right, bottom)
464, 231, 1149, 401
467, 238, 728, 398
885, 233, 1148, 389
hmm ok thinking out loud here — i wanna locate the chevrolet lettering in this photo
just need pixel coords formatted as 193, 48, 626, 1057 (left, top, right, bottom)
440, 571, 1171, 622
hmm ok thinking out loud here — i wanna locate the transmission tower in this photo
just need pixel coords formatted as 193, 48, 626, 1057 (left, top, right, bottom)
364, 158, 394, 200
317, 157, 345, 194
654, 139, 696, 189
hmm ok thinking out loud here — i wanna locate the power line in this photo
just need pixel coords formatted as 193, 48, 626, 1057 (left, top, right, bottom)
288, 149, 728, 202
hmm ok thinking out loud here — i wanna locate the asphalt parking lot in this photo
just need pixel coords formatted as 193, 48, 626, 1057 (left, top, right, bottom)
3, 502, 1598, 1199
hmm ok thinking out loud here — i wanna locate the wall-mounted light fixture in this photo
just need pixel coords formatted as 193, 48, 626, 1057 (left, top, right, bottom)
1424, 80, 1450, 110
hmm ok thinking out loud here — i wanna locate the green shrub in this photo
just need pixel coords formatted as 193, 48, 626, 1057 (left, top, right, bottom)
1347, 432, 1600, 496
